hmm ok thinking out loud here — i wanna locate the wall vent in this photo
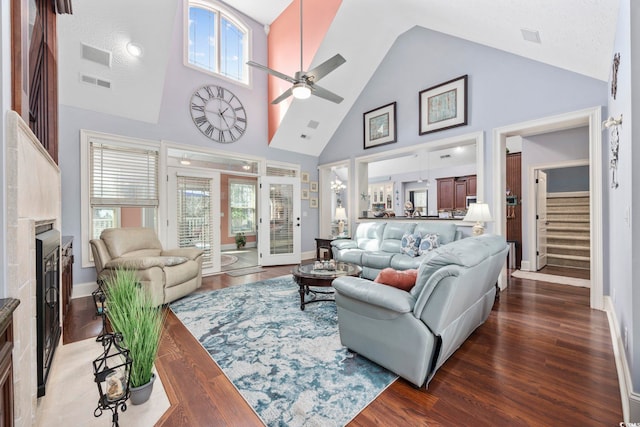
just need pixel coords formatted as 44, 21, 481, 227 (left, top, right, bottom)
307, 120, 320, 129
521, 28, 541, 44
81, 43, 112, 67
80, 74, 112, 89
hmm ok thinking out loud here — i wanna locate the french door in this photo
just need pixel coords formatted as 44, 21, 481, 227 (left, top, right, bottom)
259, 176, 301, 266
167, 168, 221, 275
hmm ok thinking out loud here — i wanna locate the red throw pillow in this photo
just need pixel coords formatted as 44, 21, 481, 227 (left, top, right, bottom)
374, 268, 418, 291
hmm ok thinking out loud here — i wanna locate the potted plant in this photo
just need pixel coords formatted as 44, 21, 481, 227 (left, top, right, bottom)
103, 268, 166, 405
235, 232, 246, 249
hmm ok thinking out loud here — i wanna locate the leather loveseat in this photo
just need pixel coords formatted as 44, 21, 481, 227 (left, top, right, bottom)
331, 221, 462, 280
332, 234, 508, 388
90, 227, 204, 306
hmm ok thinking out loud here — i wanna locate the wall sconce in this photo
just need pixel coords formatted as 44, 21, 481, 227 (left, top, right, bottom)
603, 114, 622, 189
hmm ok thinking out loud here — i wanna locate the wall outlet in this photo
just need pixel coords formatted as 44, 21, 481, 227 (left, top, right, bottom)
624, 327, 629, 350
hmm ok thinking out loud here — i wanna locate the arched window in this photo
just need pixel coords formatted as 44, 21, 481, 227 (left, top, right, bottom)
186, 0, 250, 84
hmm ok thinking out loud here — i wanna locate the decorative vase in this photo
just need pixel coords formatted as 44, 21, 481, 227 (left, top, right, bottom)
129, 373, 155, 405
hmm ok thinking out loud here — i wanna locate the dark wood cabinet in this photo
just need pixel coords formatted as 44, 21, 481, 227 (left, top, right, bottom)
506, 153, 522, 267
61, 237, 73, 321
437, 175, 477, 212
436, 178, 455, 211
0, 299, 19, 427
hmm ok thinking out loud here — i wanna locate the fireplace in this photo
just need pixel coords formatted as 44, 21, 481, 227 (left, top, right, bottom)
35, 224, 61, 397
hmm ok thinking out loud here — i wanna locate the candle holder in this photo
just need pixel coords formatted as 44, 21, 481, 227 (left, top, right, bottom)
93, 332, 132, 427
92, 283, 109, 342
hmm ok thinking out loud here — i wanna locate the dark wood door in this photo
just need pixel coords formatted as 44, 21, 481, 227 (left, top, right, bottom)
437, 178, 455, 211
506, 153, 522, 267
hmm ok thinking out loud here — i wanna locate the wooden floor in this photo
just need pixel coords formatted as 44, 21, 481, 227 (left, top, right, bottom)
65, 266, 623, 426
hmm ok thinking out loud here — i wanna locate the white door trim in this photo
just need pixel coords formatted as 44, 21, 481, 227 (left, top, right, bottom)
492, 106, 603, 310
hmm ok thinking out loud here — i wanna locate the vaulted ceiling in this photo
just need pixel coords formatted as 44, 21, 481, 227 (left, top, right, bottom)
58, 0, 619, 157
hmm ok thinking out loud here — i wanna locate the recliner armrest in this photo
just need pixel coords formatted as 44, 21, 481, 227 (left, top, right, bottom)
333, 277, 415, 313
104, 256, 183, 270
331, 239, 358, 250
161, 248, 203, 260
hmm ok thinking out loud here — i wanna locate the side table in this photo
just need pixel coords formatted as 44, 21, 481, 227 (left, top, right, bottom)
315, 237, 334, 260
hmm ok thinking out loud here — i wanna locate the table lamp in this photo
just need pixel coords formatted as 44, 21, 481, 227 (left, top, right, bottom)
335, 207, 347, 236
463, 202, 492, 236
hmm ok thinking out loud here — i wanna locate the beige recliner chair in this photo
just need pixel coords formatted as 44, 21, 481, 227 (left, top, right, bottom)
90, 227, 203, 306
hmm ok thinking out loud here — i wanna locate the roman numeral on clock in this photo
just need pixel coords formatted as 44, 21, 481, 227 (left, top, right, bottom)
194, 115, 207, 126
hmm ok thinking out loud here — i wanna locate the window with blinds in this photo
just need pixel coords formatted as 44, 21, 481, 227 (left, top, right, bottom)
266, 165, 297, 177
89, 141, 159, 240
176, 175, 213, 269
229, 180, 256, 235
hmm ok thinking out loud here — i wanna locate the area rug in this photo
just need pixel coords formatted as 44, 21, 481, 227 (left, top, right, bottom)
511, 270, 590, 287
170, 276, 397, 427
221, 254, 238, 267
225, 266, 266, 276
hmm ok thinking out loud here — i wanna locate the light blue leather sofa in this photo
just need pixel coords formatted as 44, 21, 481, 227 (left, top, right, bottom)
331, 221, 462, 280
332, 234, 508, 388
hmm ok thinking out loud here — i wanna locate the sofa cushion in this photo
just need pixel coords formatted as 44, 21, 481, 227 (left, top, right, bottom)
336, 248, 364, 265
418, 233, 440, 255
380, 223, 417, 253
414, 223, 457, 245
390, 253, 426, 270
354, 222, 387, 251
374, 268, 419, 291
362, 251, 395, 270
400, 232, 421, 257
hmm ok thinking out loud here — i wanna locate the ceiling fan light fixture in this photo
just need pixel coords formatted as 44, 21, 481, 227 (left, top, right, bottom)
292, 83, 311, 99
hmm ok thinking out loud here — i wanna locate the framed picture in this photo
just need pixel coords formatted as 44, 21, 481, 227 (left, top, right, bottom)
301, 188, 309, 200
301, 172, 310, 183
363, 102, 397, 149
419, 75, 468, 135
309, 181, 318, 192
309, 197, 318, 208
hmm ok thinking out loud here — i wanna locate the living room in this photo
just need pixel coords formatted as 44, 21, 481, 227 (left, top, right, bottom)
1, 0, 639, 425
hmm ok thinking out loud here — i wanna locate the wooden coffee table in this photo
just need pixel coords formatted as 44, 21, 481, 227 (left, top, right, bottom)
292, 261, 362, 310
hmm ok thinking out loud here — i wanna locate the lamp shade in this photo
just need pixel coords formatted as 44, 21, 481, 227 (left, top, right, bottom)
335, 207, 347, 221
292, 83, 311, 99
463, 203, 492, 222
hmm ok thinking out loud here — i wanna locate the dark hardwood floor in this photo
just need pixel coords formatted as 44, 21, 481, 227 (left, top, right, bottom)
65, 266, 623, 426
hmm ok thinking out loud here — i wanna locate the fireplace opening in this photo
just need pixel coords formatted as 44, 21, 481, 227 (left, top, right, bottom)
35, 224, 61, 397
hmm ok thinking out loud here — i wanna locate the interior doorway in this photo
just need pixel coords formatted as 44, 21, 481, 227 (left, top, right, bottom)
493, 107, 603, 310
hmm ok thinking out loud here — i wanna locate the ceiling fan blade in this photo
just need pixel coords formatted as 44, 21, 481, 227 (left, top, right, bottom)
310, 84, 344, 104
247, 61, 297, 84
306, 54, 346, 83
271, 87, 294, 105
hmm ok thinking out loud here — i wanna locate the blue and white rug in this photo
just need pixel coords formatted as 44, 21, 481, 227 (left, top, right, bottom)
170, 275, 397, 426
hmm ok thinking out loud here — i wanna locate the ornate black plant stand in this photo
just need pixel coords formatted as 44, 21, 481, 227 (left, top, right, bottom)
92, 280, 108, 342
93, 332, 132, 427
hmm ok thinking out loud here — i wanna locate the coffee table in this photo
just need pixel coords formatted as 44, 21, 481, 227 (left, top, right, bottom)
292, 261, 362, 310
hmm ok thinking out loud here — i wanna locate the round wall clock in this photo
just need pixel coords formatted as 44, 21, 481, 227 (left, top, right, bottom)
189, 84, 247, 143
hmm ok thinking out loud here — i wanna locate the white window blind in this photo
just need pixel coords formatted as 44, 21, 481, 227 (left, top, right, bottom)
229, 180, 256, 234
267, 165, 297, 177
269, 183, 294, 254
90, 142, 159, 206
177, 176, 213, 269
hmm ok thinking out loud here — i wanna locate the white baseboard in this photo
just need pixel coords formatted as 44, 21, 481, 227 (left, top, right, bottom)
72, 281, 99, 299
604, 296, 640, 422
520, 260, 531, 271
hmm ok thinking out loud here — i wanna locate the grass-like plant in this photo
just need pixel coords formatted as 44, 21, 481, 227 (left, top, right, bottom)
103, 268, 166, 388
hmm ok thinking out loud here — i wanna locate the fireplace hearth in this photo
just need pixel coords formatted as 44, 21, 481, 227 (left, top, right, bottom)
36, 224, 61, 397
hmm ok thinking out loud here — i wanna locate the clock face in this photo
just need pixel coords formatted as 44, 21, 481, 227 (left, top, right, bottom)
190, 85, 247, 143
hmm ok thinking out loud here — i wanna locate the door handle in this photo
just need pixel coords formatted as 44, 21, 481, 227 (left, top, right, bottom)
296, 223, 301, 227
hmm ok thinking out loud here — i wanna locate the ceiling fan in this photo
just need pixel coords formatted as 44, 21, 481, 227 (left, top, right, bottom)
247, 0, 346, 104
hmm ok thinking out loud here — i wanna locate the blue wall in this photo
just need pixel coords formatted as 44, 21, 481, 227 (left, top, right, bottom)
546, 166, 589, 193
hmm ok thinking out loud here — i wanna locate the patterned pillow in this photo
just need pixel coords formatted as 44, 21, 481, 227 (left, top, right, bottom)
418, 233, 440, 255
400, 232, 421, 257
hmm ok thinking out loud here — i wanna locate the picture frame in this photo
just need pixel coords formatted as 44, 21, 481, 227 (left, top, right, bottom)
363, 102, 397, 149
309, 181, 318, 192
419, 75, 468, 135
309, 197, 318, 208
301, 188, 309, 200
301, 171, 310, 183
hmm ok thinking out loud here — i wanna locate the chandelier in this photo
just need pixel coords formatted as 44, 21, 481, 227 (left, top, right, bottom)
330, 177, 346, 194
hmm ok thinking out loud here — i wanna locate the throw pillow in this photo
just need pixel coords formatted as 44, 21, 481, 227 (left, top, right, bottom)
374, 268, 419, 292
400, 232, 421, 257
418, 233, 440, 256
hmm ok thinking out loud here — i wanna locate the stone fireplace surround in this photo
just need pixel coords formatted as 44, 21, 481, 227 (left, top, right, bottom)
5, 111, 61, 426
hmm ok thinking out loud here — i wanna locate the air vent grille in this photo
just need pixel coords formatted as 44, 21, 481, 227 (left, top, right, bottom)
81, 43, 112, 67
80, 74, 112, 89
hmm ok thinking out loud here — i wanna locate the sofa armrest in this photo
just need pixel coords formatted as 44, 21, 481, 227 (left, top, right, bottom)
161, 248, 203, 260
331, 239, 358, 250
104, 256, 183, 270
333, 277, 415, 313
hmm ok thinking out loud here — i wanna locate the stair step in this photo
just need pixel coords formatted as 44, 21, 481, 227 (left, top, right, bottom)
546, 244, 590, 251
547, 225, 590, 232
547, 199, 589, 205
547, 258, 590, 269
547, 233, 590, 241
547, 253, 590, 262
547, 206, 589, 213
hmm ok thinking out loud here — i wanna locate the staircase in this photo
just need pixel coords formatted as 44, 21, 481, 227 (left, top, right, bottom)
545, 194, 590, 270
